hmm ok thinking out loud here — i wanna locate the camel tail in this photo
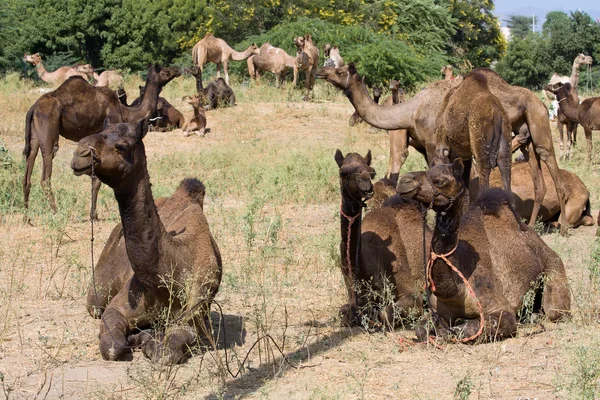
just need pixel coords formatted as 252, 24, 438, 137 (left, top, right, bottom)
23, 106, 34, 157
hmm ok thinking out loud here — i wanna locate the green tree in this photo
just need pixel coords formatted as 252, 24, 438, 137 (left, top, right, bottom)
495, 33, 549, 88
505, 15, 534, 39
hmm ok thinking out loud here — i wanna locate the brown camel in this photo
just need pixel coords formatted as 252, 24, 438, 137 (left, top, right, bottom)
349, 87, 382, 127
397, 159, 570, 342
545, 82, 600, 165
294, 34, 319, 99
191, 33, 259, 85
470, 160, 594, 229
129, 85, 184, 132
90, 69, 124, 90
382, 80, 406, 106
317, 63, 569, 234
247, 43, 298, 88
23, 64, 180, 217
71, 120, 222, 364
441, 65, 455, 81
432, 71, 513, 196
323, 44, 344, 67
335, 150, 430, 329
181, 95, 208, 137
185, 66, 236, 109
544, 54, 593, 100
23, 53, 92, 84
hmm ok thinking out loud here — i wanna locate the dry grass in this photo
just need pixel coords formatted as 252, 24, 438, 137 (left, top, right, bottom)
0, 73, 600, 399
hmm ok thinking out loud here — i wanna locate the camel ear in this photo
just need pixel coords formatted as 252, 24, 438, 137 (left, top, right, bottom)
348, 62, 357, 75
154, 63, 161, 72
452, 158, 464, 179
335, 149, 345, 168
564, 82, 572, 91
365, 150, 372, 166
135, 119, 148, 141
103, 117, 112, 130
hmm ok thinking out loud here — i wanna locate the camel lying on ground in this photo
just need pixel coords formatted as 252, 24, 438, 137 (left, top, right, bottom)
192, 33, 259, 85
397, 159, 570, 342
349, 87, 382, 127
294, 34, 319, 99
185, 66, 235, 109
545, 82, 600, 165
335, 150, 430, 329
323, 44, 344, 67
128, 85, 184, 131
23, 64, 180, 218
72, 120, 222, 364
77, 67, 123, 90
247, 43, 298, 88
23, 53, 92, 85
317, 63, 569, 234
182, 95, 208, 137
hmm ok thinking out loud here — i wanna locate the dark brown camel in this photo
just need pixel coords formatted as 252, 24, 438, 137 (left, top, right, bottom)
545, 82, 600, 165
130, 85, 185, 131
317, 64, 569, 234
23, 64, 180, 218
335, 150, 430, 329
185, 66, 235, 109
432, 71, 513, 195
71, 120, 222, 364
349, 87, 382, 127
397, 159, 570, 342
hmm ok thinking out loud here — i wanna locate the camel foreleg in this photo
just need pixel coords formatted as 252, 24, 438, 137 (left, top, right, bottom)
23, 136, 40, 215
387, 129, 409, 186
523, 143, 546, 227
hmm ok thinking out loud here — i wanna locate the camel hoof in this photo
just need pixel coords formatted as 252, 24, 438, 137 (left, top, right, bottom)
414, 318, 431, 342
339, 304, 358, 326
559, 226, 570, 237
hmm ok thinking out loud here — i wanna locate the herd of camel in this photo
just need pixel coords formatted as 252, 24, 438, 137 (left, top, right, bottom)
19, 32, 600, 365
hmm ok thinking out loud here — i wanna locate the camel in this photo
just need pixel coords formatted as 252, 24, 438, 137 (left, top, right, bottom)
317, 63, 569, 234
441, 65, 455, 81
335, 150, 430, 329
544, 54, 593, 100
545, 82, 600, 165
323, 44, 344, 67
294, 34, 319, 99
23, 64, 180, 217
71, 120, 222, 364
23, 53, 92, 84
191, 33, 259, 85
382, 80, 405, 106
470, 160, 594, 229
246, 43, 298, 88
431, 71, 513, 196
349, 87, 382, 127
182, 95, 208, 137
86, 69, 124, 90
397, 159, 570, 342
185, 66, 235, 109
116, 88, 128, 105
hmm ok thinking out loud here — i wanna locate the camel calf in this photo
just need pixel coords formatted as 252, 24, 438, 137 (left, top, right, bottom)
182, 95, 208, 137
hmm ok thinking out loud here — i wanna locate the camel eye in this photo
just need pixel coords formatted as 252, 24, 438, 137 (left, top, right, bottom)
115, 143, 128, 153
433, 178, 448, 187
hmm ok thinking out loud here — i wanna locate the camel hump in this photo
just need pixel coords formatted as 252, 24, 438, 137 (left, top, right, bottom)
465, 70, 488, 87
475, 188, 517, 217
175, 178, 206, 204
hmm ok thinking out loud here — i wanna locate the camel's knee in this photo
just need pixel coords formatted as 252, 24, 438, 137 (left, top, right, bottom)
543, 276, 571, 321
486, 310, 517, 340
379, 294, 423, 329
99, 308, 131, 361
143, 327, 197, 365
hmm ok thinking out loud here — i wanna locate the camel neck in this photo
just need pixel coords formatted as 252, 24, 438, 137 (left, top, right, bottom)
35, 63, 48, 80
373, 93, 381, 104
120, 77, 161, 122
340, 189, 364, 290
195, 75, 204, 93
231, 47, 252, 61
345, 78, 418, 130
557, 93, 580, 122
392, 89, 399, 105
113, 145, 168, 289
571, 61, 581, 88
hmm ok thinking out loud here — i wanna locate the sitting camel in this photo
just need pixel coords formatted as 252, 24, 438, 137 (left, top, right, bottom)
71, 120, 222, 364
545, 82, 600, 165
432, 70, 513, 195
323, 44, 344, 67
294, 34, 319, 99
192, 33, 259, 85
23, 64, 180, 218
182, 95, 208, 137
185, 66, 236, 109
247, 43, 298, 88
397, 159, 570, 342
77, 67, 123, 90
349, 87, 382, 127
23, 53, 91, 85
470, 160, 594, 229
335, 150, 430, 329
128, 85, 184, 131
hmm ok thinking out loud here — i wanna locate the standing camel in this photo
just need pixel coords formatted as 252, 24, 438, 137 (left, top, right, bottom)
23, 53, 92, 85
544, 54, 593, 100
348, 87, 382, 127
247, 43, 298, 88
323, 44, 344, 67
191, 33, 259, 85
317, 63, 569, 234
71, 120, 222, 364
294, 34, 319, 99
23, 64, 180, 218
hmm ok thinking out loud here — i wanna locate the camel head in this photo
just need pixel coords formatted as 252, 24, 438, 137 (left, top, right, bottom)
76, 64, 94, 79
72, 120, 148, 188
146, 63, 181, 88
397, 159, 465, 211
575, 53, 593, 66
316, 62, 361, 90
372, 86, 383, 99
544, 81, 571, 100
184, 65, 201, 78
23, 53, 42, 66
293, 36, 305, 51
389, 80, 399, 90
183, 95, 204, 111
323, 44, 332, 58
335, 149, 375, 202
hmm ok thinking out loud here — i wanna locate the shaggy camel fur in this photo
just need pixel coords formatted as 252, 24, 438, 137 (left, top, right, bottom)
247, 43, 298, 88
182, 95, 208, 137
294, 34, 319, 99
72, 120, 222, 364
470, 161, 594, 229
192, 33, 259, 85
185, 66, 235, 109
432, 71, 513, 196
318, 63, 569, 234
349, 87, 382, 127
397, 159, 570, 342
323, 44, 344, 67
545, 82, 600, 165
335, 150, 429, 329
24, 53, 91, 84
23, 64, 180, 217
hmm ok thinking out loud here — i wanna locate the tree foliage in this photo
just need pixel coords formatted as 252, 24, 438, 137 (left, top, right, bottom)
505, 15, 534, 40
